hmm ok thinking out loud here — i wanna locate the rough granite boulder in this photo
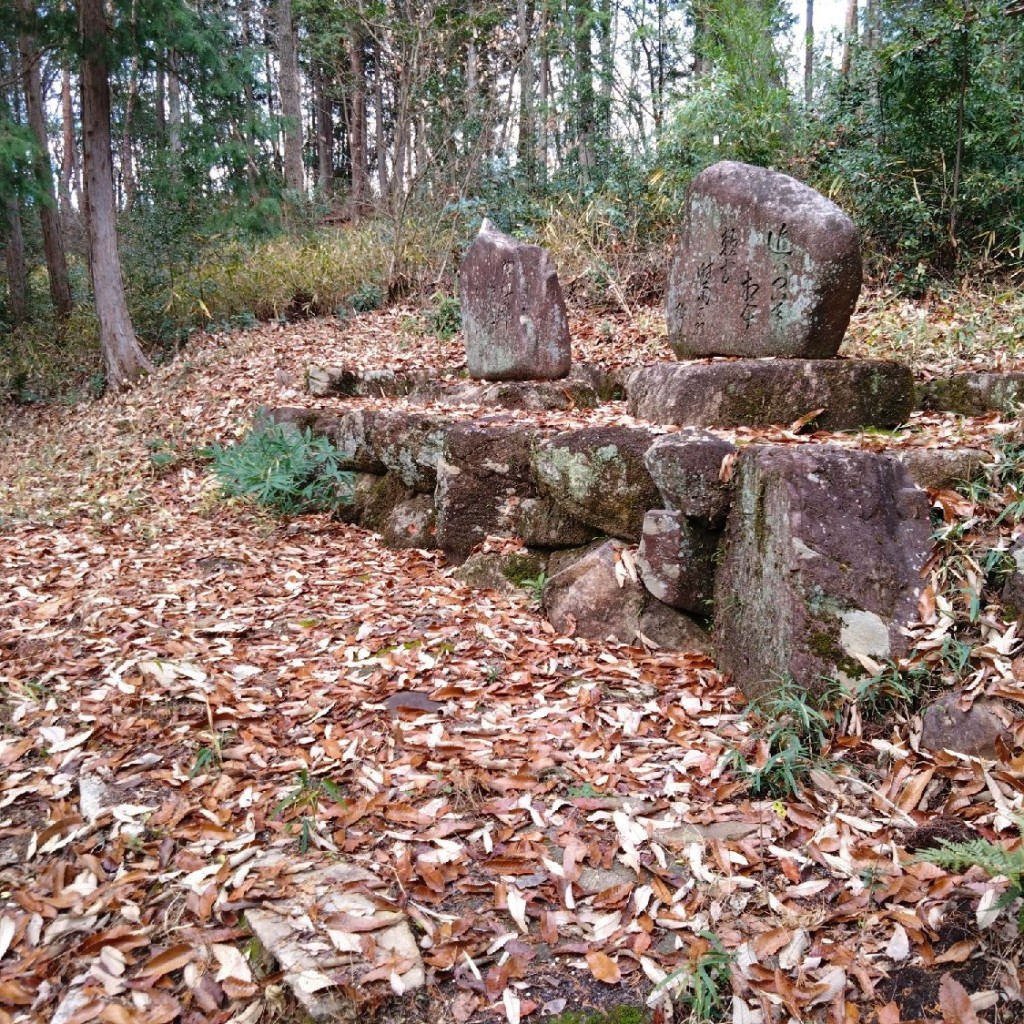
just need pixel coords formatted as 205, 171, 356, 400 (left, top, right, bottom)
532, 426, 661, 541
459, 219, 571, 381
666, 160, 862, 359
637, 510, 717, 615
626, 360, 914, 431
644, 430, 736, 527
435, 423, 539, 563
542, 540, 709, 651
714, 445, 933, 698
318, 410, 386, 474
372, 412, 449, 493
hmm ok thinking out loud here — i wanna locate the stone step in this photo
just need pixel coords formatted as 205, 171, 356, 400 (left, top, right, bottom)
916, 371, 1024, 416
625, 358, 914, 431
306, 361, 623, 409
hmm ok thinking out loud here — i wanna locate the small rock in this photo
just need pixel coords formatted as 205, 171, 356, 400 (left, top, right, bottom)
637, 600, 713, 655
381, 495, 437, 549
1002, 535, 1024, 614
920, 693, 1009, 759
454, 550, 546, 595
543, 540, 646, 643
895, 447, 988, 491
636, 509, 717, 614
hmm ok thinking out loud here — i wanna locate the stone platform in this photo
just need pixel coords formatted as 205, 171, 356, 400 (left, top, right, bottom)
626, 358, 914, 430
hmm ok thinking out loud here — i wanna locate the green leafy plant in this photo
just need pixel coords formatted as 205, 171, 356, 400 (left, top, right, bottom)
428, 293, 461, 339
651, 931, 733, 1021
849, 661, 933, 720
720, 679, 836, 798
517, 571, 548, 604
272, 768, 345, 853
210, 424, 354, 517
349, 282, 383, 313
917, 817, 1024, 931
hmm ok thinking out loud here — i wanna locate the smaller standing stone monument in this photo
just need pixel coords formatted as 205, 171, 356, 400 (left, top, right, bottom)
666, 161, 862, 359
459, 219, 571, 381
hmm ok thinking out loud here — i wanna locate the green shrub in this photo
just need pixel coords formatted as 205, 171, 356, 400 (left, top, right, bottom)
210, 423, 354, 516
428, 293, 461, 338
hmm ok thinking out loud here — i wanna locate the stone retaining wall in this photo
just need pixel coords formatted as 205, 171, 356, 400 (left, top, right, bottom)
267, 401, 954, 698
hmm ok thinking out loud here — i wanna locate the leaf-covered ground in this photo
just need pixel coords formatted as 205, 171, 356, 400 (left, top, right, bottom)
1, 291, 1024, 1024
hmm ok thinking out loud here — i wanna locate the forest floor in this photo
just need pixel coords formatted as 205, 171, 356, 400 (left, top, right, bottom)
2, 289, 1024, 1024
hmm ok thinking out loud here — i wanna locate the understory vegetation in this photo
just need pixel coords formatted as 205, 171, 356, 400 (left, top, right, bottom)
3, 0, 1023, 400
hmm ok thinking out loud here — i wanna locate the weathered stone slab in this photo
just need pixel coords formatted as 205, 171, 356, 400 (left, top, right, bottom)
532, 426, 661, 541
245, 858, 424, 1017
636, 510, 717, 615
445, 378, 598, 411
306, 365, 430, 398
666, 160, 862, 359
435, 423, 539, 562
714, 445, 932, 698
626, 360, 914, 431
459, 218, 571, 381
644, 430, 736, 527
917, 372, 1024, 416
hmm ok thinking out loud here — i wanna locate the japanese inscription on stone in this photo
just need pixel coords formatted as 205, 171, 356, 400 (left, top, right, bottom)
666, 161, 863, 360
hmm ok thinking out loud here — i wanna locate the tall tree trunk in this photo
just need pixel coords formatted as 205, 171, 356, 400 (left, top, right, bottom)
573, 0, 595, 176
3, 199, 28, 325
79, 0, 151, 390
275, 0, 304, 192
374, 46, 388, 197
60, 63, 78, 210
804, 0, 814, 103
538, 4, 550, 180
841, 0, 857, 78
17, 0, 74, 318
597, 0, 614, 135
167, 49, 182, 157
119, 54, 138, 210
348, 34, 368, 220
315, 67, 334, 194
516, 0, 536, 182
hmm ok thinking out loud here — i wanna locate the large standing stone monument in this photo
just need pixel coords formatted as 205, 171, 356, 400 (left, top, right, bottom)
666, 161, 862, 359
459, 219, 571, 381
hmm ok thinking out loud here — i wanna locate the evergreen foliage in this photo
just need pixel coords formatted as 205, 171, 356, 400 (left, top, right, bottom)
210, 423, 354, 517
